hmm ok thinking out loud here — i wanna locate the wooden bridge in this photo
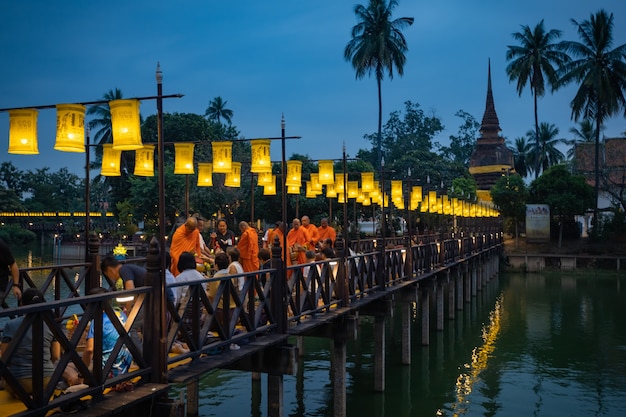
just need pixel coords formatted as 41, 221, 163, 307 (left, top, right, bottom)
0, 230, 503, 417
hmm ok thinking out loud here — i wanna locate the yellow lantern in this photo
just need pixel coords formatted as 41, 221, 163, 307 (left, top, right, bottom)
310, 173, 322, 192
101, 144, 121, 176
263, 175, 277, 195
224, 162, 242, 187
335, 173, 347, 193
286, 160, 302, 187
174, 143, 195, 174
411, 186, 422, 203
326, 183, 337, 198
54, 104, 85, 152
212, 141, 232, 173
361, 172, 374, 193
257, 171, 273, 185
305, 181, 318, 198
109, 99, 143, 150
197, 163, 213, 186
362, 195, 371, 206
337, 191, 345, 203
134, 145, 154, 176
287, 184, 300, 194
391, 180, 403, 199
8, 109, 38, 154
347, 181, 359, 199
250, 139, 271, 173
318, 160, 334, 185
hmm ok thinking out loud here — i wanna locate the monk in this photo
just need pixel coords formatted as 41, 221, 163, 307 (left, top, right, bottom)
287, 218, 310, 265
169, 216, 202, 276
301, 215, 318, 250
316, 217, 336, 247
238, 221, 260, 272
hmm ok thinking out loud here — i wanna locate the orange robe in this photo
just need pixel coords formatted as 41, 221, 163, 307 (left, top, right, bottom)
238, 228, 260, 272
287, 227, 311, 265
302, 224, 319, 249
170, 224, 201, 276
317, 225, 337, 245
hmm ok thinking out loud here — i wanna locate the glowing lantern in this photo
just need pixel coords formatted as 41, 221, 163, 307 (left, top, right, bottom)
101, 144, 121, 176
335, 173, 347, 193
197, 163, 213, 186
361, 172, 374, 193
411, 186, 422, 203
287, 184, 300, 194
224, 162, 241, 187
257, 171, 273, 185
109, 99, 143, 150
326, 183, 337, 198
362, 195, 371, 206
174, 143, 195, 174
212, 141, 232, 173
391, 180, 403, 199
337, 191, 345, 203
305, 181, 318, 198
285, 160, 302, 187
318, 160, 334, 185
347, 181, 359, 199
310, 173, 322, 192
54, 104, 85, 152
134, 145, 154, 176
263, 175, 277, 195
8, 109, 38, 154
250, 139, 271, 173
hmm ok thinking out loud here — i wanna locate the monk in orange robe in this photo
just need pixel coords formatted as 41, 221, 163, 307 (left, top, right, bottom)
169, 216, 202, 276
301, 215, 318, 249
238, 221, 259, 272
287, 218, 310, 266
316, 217, 336, 247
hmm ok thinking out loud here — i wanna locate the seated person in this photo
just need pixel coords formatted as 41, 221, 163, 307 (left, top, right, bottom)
81, 287, 132, 378
1, 288, 60, 397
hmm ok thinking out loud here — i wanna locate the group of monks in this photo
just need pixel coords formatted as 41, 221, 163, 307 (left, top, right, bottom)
168, 215, 337, 277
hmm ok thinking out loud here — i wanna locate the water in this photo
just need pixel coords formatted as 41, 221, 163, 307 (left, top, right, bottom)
170, 271, 626, 416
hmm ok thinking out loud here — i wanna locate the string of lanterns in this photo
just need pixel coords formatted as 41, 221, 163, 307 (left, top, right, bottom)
4, 100, 497, 218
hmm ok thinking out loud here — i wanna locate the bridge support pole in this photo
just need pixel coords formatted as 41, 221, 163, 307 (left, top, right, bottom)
332, 336, 347, 416
399, 287, 417, 365
420, 285, 430, 345
186, 379, 199, 417
471, 261, 478, 297
436, 279, 444, 331
446, 269, 455, 320
456, 266, 464, 311
268, 373, 284, 417
464, 264, 471, 304
374, 315, 386, 392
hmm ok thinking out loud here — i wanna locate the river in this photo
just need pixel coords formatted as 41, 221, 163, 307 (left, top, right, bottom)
170, 271, 626, 416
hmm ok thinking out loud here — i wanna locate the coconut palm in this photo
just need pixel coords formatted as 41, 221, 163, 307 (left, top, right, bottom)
205, 96, 233, 125
508, 136, 531, 178
344, 0, 414, 169
565, 119, 600, 159
86, 88, 124, 160
525, 122, 566, 176
557, 9, 626, 224
506, 20, 570, 179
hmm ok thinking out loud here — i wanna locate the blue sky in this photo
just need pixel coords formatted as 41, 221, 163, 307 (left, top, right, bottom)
1, 0, 625, 176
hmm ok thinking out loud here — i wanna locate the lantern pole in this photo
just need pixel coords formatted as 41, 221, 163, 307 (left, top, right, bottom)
84, 130, 91, 262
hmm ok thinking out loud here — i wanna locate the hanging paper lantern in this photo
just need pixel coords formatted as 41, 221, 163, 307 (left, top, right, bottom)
411, 186, 423, 203
250, 139, 271, 173
318, 160, 334, 185
361, 172, 374, 193
285, 160, 302, 187
257, 171, 273, 185
391, 180, 403, 199
263, 175, 277, 195
197, 163, 213, 186
347, 181, 359, 199
287, 184, 301, 194
305, 181, 317, 198
369, 181, 380, 199
310, 173, 322, 192
326, 183, 337, 198
224, 162, 241, 187
362, 194, 371, 206
174, 142, 195, 174
101, 144, 121, 176
54, 104, 85, 152
134, 145, 155, 176
109, 99, 143, 150
8, 109, 38, 154
335, 173, 347, 193
212, 141, 232, 173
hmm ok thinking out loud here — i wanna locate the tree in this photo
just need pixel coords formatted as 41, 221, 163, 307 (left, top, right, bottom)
22, 168, 84, 212
344, 0, 414, 169
557, 9, 626, 225
205, 96, 233, 125
439, 110, 479, 166
565, 119, 599, 159
508, 136, 530, 178
490, 173, 528, 247
525, 122, 566, 176
529, 165, 594, 247
506, 20, 570, 179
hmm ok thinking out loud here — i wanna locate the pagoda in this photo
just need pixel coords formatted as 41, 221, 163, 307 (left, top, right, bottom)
468, 60, 514, 201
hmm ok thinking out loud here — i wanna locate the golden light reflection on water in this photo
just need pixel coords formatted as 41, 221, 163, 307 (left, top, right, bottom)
439, 294, 503, 416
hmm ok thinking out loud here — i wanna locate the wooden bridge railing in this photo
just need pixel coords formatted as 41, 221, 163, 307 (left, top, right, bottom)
0, 231, 503, 415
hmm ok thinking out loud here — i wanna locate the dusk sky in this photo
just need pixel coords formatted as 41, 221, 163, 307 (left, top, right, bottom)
1, 0, 625, 176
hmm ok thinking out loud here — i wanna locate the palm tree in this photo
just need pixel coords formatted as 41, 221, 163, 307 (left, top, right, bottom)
525, 122, 566, 176
508, 136, 530, 178
204, 96, 233, 125
86, 88, 124, 161
557, 9, 626, 224
506, 20, 570, 179
565, 119, 600, 159
344, 0, 414, 169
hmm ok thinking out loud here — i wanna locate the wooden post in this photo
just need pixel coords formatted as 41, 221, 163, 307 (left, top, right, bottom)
186, 379, 199, 417
374, 315, 386, 392
401, 301, 411, 365
335, 233, 349, 307
420, 286, 430, 345
145, 237, 167, 383
436, 279, 444, 331
86, 232, 101, 293
464, 263, 471, 304
271, 235, 287, 334
268, 373, 284, 417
